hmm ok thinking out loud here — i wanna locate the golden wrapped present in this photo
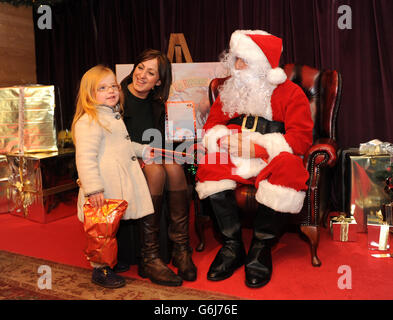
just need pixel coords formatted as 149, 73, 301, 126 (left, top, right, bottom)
381, 202, 393, 226
341, 148, 393, 232
7, 150, 78, 222
0, 155, 11, 213
367, 210, 391, 252
330, 212, 358, 242
0, 85, 58, 154
83, 199, 128, 268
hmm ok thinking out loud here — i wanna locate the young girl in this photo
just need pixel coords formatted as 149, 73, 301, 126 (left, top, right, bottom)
72, 65, 154, 289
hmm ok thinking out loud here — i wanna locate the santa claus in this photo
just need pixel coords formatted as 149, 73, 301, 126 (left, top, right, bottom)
195, 30, 313, 288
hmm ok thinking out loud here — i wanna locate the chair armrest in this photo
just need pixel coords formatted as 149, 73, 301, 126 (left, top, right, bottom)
303, 138, 338, 170
300, 138, 338, 226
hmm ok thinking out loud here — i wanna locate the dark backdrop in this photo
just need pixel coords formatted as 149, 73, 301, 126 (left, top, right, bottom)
33, 0, 393, 150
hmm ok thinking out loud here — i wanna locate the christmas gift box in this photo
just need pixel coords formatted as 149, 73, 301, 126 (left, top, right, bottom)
0, 155, 11, 214
340, 148, 393, 232
382, 202, 393, 225
0, 85, 58, 154
367, 210, 392, 252
367, 224, 390, 252
330, 213, 358, 242
7, 149, 78, 223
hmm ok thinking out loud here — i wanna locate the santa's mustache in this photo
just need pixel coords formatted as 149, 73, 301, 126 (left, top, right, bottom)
231, 69, 260, 87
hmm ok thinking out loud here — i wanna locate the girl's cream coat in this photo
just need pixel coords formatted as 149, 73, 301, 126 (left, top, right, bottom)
74, 105, 153, 221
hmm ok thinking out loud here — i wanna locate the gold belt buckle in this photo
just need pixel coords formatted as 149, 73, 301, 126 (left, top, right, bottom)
241, 115, 258, 132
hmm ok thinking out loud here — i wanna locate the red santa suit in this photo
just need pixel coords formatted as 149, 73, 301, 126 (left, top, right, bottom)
195, 31, 314, 214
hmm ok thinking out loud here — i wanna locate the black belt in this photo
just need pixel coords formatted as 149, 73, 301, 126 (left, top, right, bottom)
227, 115, 285, 134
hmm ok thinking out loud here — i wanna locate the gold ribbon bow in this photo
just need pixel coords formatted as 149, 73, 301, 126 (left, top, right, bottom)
8, 156, 35, 217
332, 215, 354, 242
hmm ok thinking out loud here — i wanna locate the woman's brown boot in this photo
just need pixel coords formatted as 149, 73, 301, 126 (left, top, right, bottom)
138, 195, 182, 287
168, 190, 197, 281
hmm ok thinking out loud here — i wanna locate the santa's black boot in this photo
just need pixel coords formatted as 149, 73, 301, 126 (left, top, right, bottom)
207, 190, 246, 281
245, 204, 289, 288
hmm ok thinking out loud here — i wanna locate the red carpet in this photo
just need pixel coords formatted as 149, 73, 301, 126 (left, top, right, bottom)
0, 210, 392, 300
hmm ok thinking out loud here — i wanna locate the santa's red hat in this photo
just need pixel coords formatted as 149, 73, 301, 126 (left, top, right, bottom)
229, 30, 287, 85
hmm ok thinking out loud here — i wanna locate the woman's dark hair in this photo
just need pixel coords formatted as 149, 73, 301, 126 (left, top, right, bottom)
121, 49, 172, 103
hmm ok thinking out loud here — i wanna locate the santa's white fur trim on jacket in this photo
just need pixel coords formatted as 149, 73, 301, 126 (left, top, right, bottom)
230, 155, 267, 179
249, 131, 293, 161
202, 125, 231, 153
255, 179, 305, 214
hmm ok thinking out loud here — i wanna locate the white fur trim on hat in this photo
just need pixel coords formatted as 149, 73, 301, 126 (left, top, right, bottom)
255, 179, 305, 213
230, 155, 266, 179
230, 30, 270, 68
267, 68, 287, 85
230, 30, 286, 85
203, 125, 231, 153
248, 132, 293, 161
196, 179, 237, 199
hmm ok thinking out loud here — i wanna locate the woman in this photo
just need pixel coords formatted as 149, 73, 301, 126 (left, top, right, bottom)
119, 49, 197, 286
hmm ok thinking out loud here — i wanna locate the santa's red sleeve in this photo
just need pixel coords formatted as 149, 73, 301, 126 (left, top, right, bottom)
279, 81, 314, 155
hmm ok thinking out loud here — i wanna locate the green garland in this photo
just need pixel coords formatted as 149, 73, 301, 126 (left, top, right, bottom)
0, 0, 65, 7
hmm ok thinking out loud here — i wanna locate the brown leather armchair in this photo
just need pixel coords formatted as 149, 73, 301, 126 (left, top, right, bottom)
193, 64, 342, 267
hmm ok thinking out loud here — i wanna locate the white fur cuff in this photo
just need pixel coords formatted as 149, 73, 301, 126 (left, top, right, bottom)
255, 179, 305, 213
249, 132, 293, 160
203, 125, 231, 153
195, 179, 237, 199
230, 156, 266, 179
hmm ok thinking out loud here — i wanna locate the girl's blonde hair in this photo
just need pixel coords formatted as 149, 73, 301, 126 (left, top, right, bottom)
71, 65, 122, 142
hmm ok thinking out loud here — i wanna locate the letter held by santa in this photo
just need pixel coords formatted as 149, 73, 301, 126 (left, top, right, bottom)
195, 30, 314, 214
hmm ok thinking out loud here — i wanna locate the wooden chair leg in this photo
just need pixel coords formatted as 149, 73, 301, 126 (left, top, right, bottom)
300, 225, 322, 267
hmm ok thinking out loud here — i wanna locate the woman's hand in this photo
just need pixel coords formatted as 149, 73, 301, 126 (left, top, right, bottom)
88, 192, 105, 209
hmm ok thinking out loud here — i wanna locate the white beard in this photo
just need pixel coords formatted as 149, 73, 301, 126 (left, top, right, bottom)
219, 63, 276, 120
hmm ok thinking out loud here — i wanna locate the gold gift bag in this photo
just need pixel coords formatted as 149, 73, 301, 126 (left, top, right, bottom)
83, 199, 128, 268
